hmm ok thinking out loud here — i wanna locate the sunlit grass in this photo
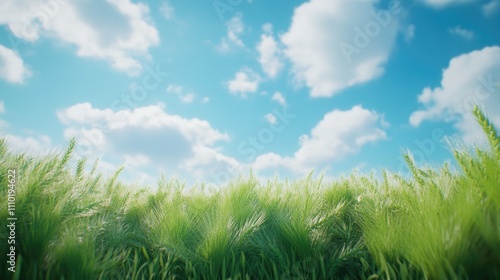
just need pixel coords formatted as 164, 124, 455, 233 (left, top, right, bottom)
1, 106, 499, 279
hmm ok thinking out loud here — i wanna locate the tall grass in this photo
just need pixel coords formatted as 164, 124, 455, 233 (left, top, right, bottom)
1, 106, 499, 279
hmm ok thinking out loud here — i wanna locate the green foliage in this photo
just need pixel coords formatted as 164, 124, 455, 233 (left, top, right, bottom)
1, 107, 500, 279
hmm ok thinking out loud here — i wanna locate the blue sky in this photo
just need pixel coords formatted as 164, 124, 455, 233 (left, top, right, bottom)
0, 0, 499, 186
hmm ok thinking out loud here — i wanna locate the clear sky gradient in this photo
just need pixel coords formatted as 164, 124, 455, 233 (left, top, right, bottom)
0, 0, 499, 186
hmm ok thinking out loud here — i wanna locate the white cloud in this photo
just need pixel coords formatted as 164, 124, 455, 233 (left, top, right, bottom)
409, 46, 500, 144
272, 92, 286, 106
180, 145, 242, 180
58, 103, 228, 145
166, 84, 181, 92
0, 123, 153, 185
57, 103, 114, 126
0, 44, 31, 84
264, 113, 277, 124
449, 26, 474, 40
217, 13, 245, 53
257, 24, 284, 78
253, 105, 387, 173
281, 0, 400, 97
405, 24, 416, 42
179, 94, 195, 103
483, 0, 499, 16
420, 0, 476, 9
226, 67, 261, 97
226, 14, 244, 46
1, 134, 53, 155
202, 97, 210, 103
57, 102, 239, 182
124, 153, 151, 167
160, 1, 174, 20
63, 127, 109, 156
0, 0, 159, 75
166, 84, 195, 103
0, 101, 4, 114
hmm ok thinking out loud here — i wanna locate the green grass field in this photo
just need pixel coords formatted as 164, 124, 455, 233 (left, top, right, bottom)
1, 106, 499, 280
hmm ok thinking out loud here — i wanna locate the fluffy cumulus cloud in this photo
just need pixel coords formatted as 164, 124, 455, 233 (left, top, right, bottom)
449, 26, 474, 40
180, 145, 241, 180
57, 102, 240, 180
0, 100, 5, 114
483, 0, 499, 16
160, 1, 174, 20
409, 46, 500, 144
257, 24, 284, 78
420, 0, 476, 9
166, 84, 195, 103
253, 105, 387, 173
281, 0, 400, 97
217, 13, 245, 52
226, 67, 261, 97
1, 133, 53, 155
0, 0, 159, 75
0, 45, 31, 84
264, 113, 277, 124
405, 24, 416, 42
272, 92, 286, 106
